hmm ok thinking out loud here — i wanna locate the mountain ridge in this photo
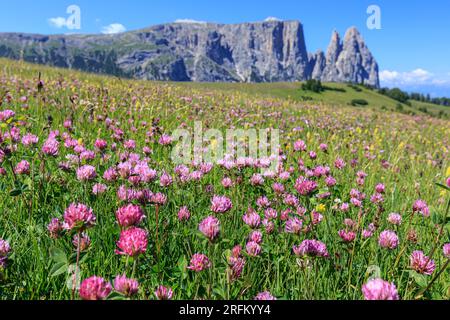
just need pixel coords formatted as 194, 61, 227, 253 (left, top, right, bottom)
0, 20, 379, 87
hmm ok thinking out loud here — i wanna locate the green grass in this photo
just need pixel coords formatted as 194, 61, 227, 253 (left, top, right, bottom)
0, 58, 449, 301
174, 81, 450, 118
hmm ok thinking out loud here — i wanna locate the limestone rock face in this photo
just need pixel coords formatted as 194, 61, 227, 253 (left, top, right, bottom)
0, 21, 379, 87
310, 27, 379, 87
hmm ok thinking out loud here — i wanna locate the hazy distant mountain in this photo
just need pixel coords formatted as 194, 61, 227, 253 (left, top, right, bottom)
0, 20, 379, 87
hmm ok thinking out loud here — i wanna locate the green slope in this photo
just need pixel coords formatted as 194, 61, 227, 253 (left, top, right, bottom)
174, 81, 450, 118
1, 57, 448, 118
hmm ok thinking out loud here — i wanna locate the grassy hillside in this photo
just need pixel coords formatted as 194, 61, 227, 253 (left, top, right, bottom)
1, 57, 448, 118
175, 81, 450, 118
0, 57, 449, 301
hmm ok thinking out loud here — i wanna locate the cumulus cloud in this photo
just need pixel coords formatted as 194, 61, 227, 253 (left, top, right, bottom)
48, 17, 69, 28
101, 23, 126, 34
174, 19, 207, 24
380, 68, 450, 96
380, 68, 450, 87
264, 17, 281, 22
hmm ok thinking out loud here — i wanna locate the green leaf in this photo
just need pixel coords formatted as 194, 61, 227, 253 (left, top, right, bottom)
50, 262, 68, 277
410, 270, 428, 288
178, 255, 187, 273
213, 287, 226, 299
49, 247, 68, 264
107, 292, 126, 300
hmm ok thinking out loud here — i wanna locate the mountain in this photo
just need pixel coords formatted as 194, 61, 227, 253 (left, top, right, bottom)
0, 20, 379, 87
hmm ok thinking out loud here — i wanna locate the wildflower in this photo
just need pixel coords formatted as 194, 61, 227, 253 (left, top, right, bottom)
312, 211, 323, 225
72, 233, 91, 251
264, 208, 278, 220
92, 183, 107, 195
47, 218, 64, 239
0, 110, 15, 122
378, 230, 399, 249
362, 278, 399, 300
115, 227, 148, 257
407, 229, 418, 243
338, 230, 356, 243
325, 176, 337, 187
116, 204, 146, 229
262, 219, 275, 234
76, 165, 97, 182
279, 171, 291, 180
293, 239, 329, 258
42, 137, 59, 156
158, 134, 172, 145
294, 177, 318, 196
103, 167, 118, 181
124, 139, 136, 150
94, 139, 108, 151
21, 133, 38, 147
63, 119, 73, 129
256, 196, 271, 208
293, 140, 307, 152
150, 192, 167, 206
0, 239, 11, 268
249, 231, 263, 244
254, 291, 276, 300
187, 253, 211, 272
63, 203, 96, 232
210, 195, 232, 213
79, 276, 112, 300
159, 171, 173, 187
350, 197, 362, 207
362, 229, 374, 239
154, 285, 173, 300
375, 183, 385, 193
370, 193, 384, 204
387, 213, 402, 225
199, 163, 213, 174
410, 250, 435, 275
340, 202, 350, 212
242, 208, 261, 228
221, 177, 233, 188
283, 194, 299, 207
178, 206, 191, 222
443, 243, 450, 259
250, 174, 265, 186
285, 217, 303, 234
114, 275, 139, 297
246, 241, 261, 257
199, 216, 220, 241
14, 160, 30, 175
413, 200, 430, 217
272, 182, 285, 194
334, 157, 346, 169
229, 254, 245, 281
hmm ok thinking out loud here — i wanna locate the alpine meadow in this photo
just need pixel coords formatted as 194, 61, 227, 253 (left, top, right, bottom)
0, 57, 449, 301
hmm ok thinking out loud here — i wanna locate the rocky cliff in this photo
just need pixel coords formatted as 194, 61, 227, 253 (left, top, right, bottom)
0, 21, 379, 87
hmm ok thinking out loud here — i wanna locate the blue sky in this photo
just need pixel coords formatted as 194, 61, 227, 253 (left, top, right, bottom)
1, 0, 449, 96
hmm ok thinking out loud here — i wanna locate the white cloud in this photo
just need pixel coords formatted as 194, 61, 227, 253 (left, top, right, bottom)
48, 17, 68, 28
174, 19, 207, 24
380, 68, 450, 96
380, 68, 450, 87
264, 17, 281, 22
101, 23, 126, 34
